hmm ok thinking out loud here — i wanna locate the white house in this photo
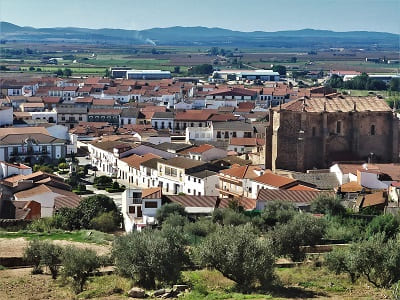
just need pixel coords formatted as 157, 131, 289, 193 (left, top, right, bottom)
0, 161, 32, 179
0, 107, 13, 127
330, 163, 360, 185
183, 170, 219, 196
121, 188, 162, 232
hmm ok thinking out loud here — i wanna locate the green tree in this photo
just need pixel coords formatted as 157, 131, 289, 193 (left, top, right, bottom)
366, 214, 400, 240
326, 234, 400, 288
325, 74, 343, 88
173, 66, 180, 74
252, 201, 297, 231
63, 68, 72, 77
58, 162, 68, 170
93, 175, 113, 187
184, 218, 217, 237
272, 65, 286, 76
29, 66, 35, 71
195, 224, 275, 291
113, 226, 188, 289
310, 195, 346, 216
55, 69, 64, 76
389, 78, 400, 92
156, 203, 187, 225
40, 241, 63, 279
90, 211, 121, 232
62, 246, 101, 293
23, 239, 44, 274
290, 57, 297, 63
77, 194, 121, 229
62, 246, 101, 294
271, 213, 325, 261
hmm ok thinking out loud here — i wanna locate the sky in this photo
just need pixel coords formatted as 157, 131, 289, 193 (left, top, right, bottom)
0, 0, 399, 34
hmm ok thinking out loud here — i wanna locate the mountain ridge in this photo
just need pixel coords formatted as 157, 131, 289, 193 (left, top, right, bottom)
0, 21, 398, 48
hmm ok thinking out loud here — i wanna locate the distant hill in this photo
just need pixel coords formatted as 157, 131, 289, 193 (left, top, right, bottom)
0, 22, 398, 49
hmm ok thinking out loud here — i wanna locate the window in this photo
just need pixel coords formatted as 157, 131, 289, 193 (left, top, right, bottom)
216, 131, 221, 138
312, 127, 316, 137
128, 206, 136, 214
370, 125, 376, 136
188, 189, 191, 193
190, 123, 194, 127
199, 123, 202, 127
79, 116, 82, 121
193, 189, 196, 195
61, 116, 65, 121
144, 201, 158, 208
336, 121, 342, 134
232, 132, 237, 137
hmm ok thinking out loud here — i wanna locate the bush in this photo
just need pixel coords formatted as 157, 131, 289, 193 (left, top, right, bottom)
78, 194, 120, 229
270, 213, 325, 261
324, 215, 367, 242
112, 226, 188, 289
94, 175, 113, 186
310, 195, 346, 216
195, 224, 275, 291
90, 211, 120, 233
221, 209, 249, 226
163, 213, 188, 227
23, 239, 43, 274
366, 214, 400, 240
62, 246, 101, 293
33, 164, 54, 173
28, 217, 60, 232
156, 203, 187, 225
252, 201, 297, 231
58, 162, 68, 170
40, 241, 63, 279
184, 218, 217, 238
326, 233, 400, 288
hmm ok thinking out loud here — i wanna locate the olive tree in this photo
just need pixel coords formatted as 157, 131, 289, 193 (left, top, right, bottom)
310, 194, 346, 216
156, 202, 187, 225
195, 224, 275, 291
40, 241, 63, 279
326, 233, 400, 288
252, 201, 297, 231
62, 246, 101, 293
24, 239, 44, 274
112, 225, 188, 289
270, 213, 325, 261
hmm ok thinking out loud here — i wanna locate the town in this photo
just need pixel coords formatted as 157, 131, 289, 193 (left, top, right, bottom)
1, 1, 400, 299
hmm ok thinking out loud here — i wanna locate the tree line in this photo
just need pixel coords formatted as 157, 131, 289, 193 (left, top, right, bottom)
326, 73, 400, 91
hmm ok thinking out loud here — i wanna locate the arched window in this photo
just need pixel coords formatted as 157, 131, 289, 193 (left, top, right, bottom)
370, 124, 376, 136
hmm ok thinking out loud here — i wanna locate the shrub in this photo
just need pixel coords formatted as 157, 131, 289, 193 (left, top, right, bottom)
310, 194, 346, 216
326, 233, 400, 288
93, 175, 112, 186
163, 213, 188, 227
270, 213, 325, 261
184, 218, 217, 237
40, 241, 63, 279
195, 224, 275, 291
252, 201, 297, 231
221, 209, 249, 226
23, 239, 43, 274
324, 215, 367, 242
90, 211, 120, 233
78, 194, 120, 228
366, 214, 400, 240
62, 246, 101, 293
58, 162, 68, 170
156, 203, 187, 225
28, 217, 59, 232
112, 226, 188, 289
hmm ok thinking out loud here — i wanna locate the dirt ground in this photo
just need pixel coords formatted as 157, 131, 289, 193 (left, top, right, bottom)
0, 238, 111, 258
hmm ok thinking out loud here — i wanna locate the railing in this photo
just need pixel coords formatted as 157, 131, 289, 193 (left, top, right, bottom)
10, 151, 49, 156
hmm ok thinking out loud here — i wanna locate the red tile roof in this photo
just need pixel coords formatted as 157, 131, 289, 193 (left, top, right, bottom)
253, 172, 296, 188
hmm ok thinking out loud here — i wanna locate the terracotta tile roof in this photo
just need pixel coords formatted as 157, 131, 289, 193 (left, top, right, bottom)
208, 113, 238, 122
75, 96, 94, 103
253, 172, 296, 188
92, 99, 116, 106
287, 184, 319, 191
340, 181, 363, 193
257, 190, 333, 204
54, 195, 81, 210
42, 96, 61, 104
187, 144, 214, 154
337, 164, 362, 175
14, 184, 78, 200
166, 195, 218, 208
220, 165, 261, 179
230, 138, 258, 146
122, 153, 160, 169
162, 157, 205, 169
278, 96, 391, 113
175, 110, 213, 121
357, 191, 387, 208
142, 187, 161, 199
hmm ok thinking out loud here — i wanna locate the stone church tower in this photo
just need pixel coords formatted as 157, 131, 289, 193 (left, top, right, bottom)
265, 96, 399, 172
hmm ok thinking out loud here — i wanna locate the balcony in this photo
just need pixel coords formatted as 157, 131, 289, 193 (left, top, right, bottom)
10, 150, 49, 156
215, 184, 242, 197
